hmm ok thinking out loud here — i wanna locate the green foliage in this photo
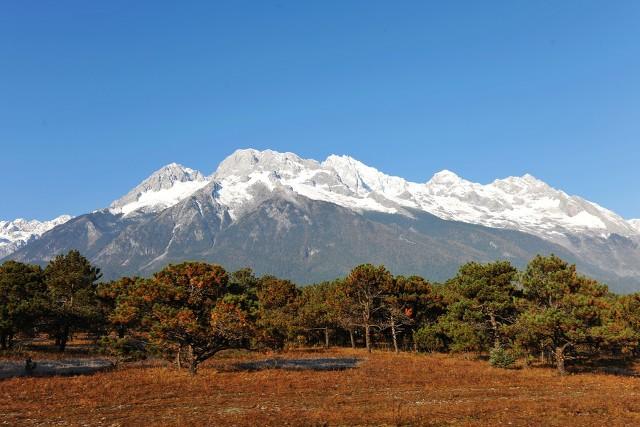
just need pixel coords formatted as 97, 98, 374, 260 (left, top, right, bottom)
97, 276, 143, 338
8, 248, 637, 376
443, 261, 519, 351
343, 264, 393, 352
145, 262, 252, 373
297, 282, 337, 346
255, 276, 300, 350
511, 255, 617, 374
414, 324, 447, 353
0, 261, 46, 349
43, 250, 102, 351
98, 336, 147, 362
225, 268, 260, 316
441, 319, 486, 353
489, 347, 516, 369
393, 275, 444, 327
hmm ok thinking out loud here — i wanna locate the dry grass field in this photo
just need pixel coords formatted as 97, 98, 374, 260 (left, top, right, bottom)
3, 347, 640, 426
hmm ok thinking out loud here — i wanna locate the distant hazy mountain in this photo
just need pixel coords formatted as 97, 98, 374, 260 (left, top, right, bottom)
0, 215, 72, 259
4, 149, 640, 292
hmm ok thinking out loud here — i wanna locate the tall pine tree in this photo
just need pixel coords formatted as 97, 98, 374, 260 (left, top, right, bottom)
44, 250, 102, 351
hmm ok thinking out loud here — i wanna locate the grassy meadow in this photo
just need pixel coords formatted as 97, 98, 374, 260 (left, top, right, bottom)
3, 344, 640, 426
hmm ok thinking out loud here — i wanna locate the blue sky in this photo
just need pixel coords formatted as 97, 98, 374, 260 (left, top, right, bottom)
1, 1, 639, 220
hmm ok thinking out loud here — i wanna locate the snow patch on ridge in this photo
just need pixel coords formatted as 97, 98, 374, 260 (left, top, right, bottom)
110, 163, 210, 216
115, 180, 211, 216
0, 215, 73, 258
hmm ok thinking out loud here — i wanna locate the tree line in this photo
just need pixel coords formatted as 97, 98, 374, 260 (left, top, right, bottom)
2, 250, 639, 374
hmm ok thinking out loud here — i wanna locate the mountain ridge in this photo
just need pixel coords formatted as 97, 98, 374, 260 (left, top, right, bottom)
0, 215, 72, 259
3, 148, 639, 292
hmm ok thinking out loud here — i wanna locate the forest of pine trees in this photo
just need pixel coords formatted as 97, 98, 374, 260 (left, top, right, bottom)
2, 250, 639, 375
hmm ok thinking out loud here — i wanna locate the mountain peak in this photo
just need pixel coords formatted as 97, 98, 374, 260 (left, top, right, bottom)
427, 169, 463, 185
151, 162, 203, 181
323, 153, 361, 165
110, 163, 209, 216
214, 148, 317, 179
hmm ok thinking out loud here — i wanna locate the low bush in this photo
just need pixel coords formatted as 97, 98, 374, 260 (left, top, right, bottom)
489, 346, 516, 369
414, 324, 447, 353
99, 337, 147, 362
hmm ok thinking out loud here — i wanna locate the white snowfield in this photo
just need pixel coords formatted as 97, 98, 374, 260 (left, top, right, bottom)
0, 215, 72, 258
109, 162, 210, 216
107, 148, 639, 243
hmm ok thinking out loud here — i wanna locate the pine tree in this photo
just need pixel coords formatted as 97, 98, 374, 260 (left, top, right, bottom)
143, 262, 251, 374
512, 255, 611, 374
255, 276, 300, 350
43, 250, 102, 351
0, 261, 46, 349
442, 261, 519, 352
342, 264, 393, 353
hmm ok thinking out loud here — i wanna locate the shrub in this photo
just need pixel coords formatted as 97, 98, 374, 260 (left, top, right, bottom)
99, 337, 147, 362
489, 346, 516, 369
414, 324, 447, 353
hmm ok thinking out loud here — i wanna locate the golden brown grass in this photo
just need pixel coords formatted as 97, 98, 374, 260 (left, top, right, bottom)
3, 348, 640, 426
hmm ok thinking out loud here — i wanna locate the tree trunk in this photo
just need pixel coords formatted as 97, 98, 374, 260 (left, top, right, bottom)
58, 336, 67, 352
57, 326, 69, 352
489, 313, 500, 349
391, 321, 399, 354
555, 345, 567, 375
540, 349, 546, 365
186, 345, 198, 375
324, 328, 330, 349
365, 324, 372, 353
176, 344, 183, 369
349, 329, 355, 349
189, 360, 199, 375
0, 334, 6, 350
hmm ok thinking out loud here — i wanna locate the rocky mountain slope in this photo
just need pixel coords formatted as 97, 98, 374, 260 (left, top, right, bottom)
0, 215, 72, 259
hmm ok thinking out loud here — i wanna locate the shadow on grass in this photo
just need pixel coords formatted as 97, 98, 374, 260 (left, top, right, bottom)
570, 356, 640, 377
232, 357, 361, 372
0, 359, 114, 380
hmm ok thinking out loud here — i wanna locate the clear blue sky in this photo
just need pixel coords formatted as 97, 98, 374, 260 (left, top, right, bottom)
1, 1, 639, 220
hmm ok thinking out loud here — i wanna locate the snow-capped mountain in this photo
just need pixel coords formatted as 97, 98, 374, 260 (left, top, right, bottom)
101, 148, 639, 251
210, 149, 638, 243
4, 148, 640, 292
0, 215, 72, 258
110, 163, 210, 216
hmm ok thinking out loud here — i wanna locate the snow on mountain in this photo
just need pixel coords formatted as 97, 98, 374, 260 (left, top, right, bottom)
209, 149, 639, 244
93, 148, 638, 246
110, 163, 210, 216
0, 215, 72, 258
212, 150, 403, 219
